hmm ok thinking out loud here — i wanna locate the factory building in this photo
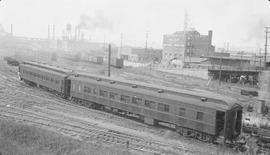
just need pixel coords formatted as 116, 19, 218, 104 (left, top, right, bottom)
119, 46, 162, 63
162, 30, 215, 63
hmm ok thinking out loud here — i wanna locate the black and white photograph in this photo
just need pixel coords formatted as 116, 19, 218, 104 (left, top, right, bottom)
0, 0, 270, 154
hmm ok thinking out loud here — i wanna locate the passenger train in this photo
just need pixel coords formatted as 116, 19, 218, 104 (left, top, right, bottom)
18, 61, 243, 144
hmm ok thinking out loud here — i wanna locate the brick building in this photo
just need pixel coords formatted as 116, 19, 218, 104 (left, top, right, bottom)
119, 46, 162, 63
162, 30, 214, 63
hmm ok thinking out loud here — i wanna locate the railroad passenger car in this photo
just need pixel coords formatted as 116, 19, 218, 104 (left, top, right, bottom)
18, 62, 243, 143
19, 61, 72, 97
68, 73, 243, 142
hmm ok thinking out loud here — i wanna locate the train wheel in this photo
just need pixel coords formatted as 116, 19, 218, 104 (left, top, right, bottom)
176, 127, 184, 136
196, 133, 202, 140
202, 134, 212, 142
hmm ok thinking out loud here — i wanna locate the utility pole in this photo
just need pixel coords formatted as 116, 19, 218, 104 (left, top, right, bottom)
103, 34, 106, 52
120, 33, 123, 58
48, 24, 50, 40
10, 24, 13, 36
219, 57, 222, 86
254, 53, 257, 71
264, 26, 270, 69
74, 27, 77, 41
240, 51, 243, 70
183, 10, 188, 64
77, 27, 80, 41
52, 24, 55, 40
108, 44, 111, 77
259, 48, 262, 71
145, 31, 148, 52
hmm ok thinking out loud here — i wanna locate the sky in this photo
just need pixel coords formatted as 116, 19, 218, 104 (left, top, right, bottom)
0, 0, 269, 51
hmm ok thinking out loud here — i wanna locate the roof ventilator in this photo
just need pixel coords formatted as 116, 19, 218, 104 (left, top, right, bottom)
201, 97, 208, 102
158, 89, 164, 93
97, 78, 102, 81
132, 85, 138, 88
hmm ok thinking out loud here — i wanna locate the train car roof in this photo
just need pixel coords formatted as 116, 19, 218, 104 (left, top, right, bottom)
21, 63, 68, 77
21, 61, 72, 74
69, 73, 240, 111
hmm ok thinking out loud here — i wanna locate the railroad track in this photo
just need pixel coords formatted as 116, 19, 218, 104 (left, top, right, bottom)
0, 67, 150, 130
0, 105, 187, 155
0, 61, 219, 154
0, 65, 192, 155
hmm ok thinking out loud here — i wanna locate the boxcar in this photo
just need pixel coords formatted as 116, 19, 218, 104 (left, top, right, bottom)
4, 57, 20, 66
111, 58, 124, 68
68, 73, 243, 142
19, 61, 72, 97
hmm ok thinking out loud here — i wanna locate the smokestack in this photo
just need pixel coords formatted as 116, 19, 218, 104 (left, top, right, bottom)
208, 30, 212, 44
77, 28, 80, 41
10, 24, 13, 36
207, 30, 213, 56
52, 24, 55, 40
74, 27, 77, 41
48, 24, 50, 40
81, 32, 84, 41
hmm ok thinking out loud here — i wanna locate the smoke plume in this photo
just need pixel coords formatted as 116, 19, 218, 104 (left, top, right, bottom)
245, 14, 270, 44
78, 11, 113, 31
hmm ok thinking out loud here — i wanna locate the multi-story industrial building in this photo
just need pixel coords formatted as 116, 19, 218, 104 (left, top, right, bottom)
162, 30, 215, 63
119, 46, 162, 63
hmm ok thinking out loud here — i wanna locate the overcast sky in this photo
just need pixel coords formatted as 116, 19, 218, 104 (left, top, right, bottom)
0, 0, 269, 50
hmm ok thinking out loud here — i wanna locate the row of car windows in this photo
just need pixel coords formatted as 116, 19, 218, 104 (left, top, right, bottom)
75, 84, 204, 120
84, 86, 170, 112
22, 69, 60, 84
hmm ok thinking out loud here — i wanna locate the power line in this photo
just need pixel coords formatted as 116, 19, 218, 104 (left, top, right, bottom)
264, 26, 270, 69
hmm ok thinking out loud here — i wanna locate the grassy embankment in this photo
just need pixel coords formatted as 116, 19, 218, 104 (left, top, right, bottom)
0, 120, 139, 155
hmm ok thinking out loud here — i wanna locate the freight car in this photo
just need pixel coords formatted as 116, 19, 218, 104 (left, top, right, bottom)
18, 61, 243, 144
240, 89, 258, 97
4, 57, 20, 66
242, 113, 270, 147
84, 56, 104, 64
111, 58, 124, 68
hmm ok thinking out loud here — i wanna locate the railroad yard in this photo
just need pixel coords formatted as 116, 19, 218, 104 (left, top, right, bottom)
0, 51, 256, 155
1, 1, 270, 154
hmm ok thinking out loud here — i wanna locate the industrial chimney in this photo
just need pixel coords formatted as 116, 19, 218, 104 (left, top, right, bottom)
48, 24, 51, 40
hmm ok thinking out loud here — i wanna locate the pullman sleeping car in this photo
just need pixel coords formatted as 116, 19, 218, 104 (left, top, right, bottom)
19, 61, 72, 97
69, 73, 242, 142
18, 62, 243, 143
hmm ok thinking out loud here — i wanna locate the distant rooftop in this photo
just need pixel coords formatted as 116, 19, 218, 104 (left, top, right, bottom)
204, 56, 270, 62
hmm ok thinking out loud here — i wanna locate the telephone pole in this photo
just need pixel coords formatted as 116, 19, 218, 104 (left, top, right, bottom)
145, 31, 148, 52
48, 24, 50, 40
120, 33, 123, 57
219, 57, 222, 86
108, 44, 111, 77
259, 48, 262, 71
10, 24, 13, 36
52, 24, 55, 40
264, 26, 270, 69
